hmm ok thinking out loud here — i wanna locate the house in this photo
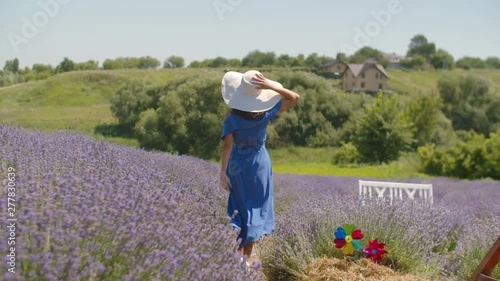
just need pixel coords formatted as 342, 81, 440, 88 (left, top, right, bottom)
342, 62, 389, 93
319, 59, 347, 78
383, 52, 405, 69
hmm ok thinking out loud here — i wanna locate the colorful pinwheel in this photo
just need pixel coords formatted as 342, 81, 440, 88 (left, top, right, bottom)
333, 224, 364, 255
363, 238, 388, 263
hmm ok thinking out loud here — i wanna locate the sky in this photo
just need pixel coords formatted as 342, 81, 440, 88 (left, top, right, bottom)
1, 0, 499, 68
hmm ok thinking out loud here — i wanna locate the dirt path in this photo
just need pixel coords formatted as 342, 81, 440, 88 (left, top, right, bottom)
0, 82, 28, 91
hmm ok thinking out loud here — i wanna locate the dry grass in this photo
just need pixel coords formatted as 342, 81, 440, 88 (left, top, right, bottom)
300, 257, 430, 281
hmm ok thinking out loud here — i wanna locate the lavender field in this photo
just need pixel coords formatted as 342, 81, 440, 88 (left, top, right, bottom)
1, 125, 499, 281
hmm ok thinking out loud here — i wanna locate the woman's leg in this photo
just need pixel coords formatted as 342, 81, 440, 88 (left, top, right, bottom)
237, 242, 254, 256
243, 242, 254, 257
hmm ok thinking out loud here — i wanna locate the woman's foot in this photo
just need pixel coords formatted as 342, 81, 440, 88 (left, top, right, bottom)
240, 256, 250, 272
246, 255, 261, 268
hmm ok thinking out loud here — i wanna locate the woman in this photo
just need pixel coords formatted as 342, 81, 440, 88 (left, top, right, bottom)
220, 70, 300, 260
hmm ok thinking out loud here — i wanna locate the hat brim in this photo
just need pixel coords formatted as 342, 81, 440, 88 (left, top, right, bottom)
222, 71, 282, 112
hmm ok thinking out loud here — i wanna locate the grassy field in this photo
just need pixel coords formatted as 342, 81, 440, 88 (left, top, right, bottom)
1, 67, 499, 177
269, 146, 428, 179
387, 68, 500, 94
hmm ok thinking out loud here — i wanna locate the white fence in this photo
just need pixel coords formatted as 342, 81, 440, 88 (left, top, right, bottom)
358, 180, 433, 205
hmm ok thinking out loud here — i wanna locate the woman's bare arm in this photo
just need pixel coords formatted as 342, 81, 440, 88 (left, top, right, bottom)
251, 73, 300, 114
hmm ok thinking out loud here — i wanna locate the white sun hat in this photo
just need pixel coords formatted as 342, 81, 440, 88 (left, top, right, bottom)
221, 70, 283, 112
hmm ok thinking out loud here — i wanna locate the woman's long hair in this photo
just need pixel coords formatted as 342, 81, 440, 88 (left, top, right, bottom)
231, 109, 265, 120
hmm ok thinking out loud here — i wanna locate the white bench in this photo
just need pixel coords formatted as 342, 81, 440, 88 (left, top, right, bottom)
358, 180, 433, 206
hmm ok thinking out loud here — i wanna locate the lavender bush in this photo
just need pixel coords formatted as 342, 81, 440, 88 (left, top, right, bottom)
0, 125, 263, 281
1, 125, 499, 281
262, 175, 500, 280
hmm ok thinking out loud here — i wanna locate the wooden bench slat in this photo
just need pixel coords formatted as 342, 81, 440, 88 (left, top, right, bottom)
469, 236, 500, 281
476, 274, 497, 281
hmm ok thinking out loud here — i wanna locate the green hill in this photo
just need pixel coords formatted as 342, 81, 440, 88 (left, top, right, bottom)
1, 68, 499, 146
0, 68, 221, 145
387, 68, 500, 94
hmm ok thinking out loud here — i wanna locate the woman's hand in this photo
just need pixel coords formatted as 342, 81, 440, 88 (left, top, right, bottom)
251, 73, 276, 90
220, 173, 232, 192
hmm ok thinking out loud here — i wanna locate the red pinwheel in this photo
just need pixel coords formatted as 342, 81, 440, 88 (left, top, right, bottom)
363, 238, 388, 263
333, 224, 364, 255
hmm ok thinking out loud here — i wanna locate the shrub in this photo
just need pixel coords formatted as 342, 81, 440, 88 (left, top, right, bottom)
110, 80, 153, 127
270, 72, 371, 148
0, 71, 25, 87
404, 91, 442, 147
133, 109, 165, 151
331, 142, 360, 166
438, 73, 499, 135
352, 93, 413, 164
418, 131, 500, 179
110, 74, 225, 159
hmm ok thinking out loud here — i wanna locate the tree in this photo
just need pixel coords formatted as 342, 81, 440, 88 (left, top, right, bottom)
155, 93, 187, 152
188, 60, 202, 68
55, 57, 76, 73
304, 53, 332, 69
241, 50, 276, 67
485, 57, 500, 69
226, 58, 241, 67
336, 52, 347, 62
430, 49, 454, 69
456, 57, 487, 69
437, 74, 496, 134
404, 92, 442, 147
352, 93, 413, 163
270, 71, 370, 148
25, 63, 54, 81
163, 55, 185, 68
76, 60, 99, 70
12, 58, 19, 73
102, 57, 159, 69
137, 56, 160, 69
3, 58, 19, 73
408, 34, 428, 51
103, 59, 123, 70
110, 80, 153, 127
32, 64, 54, 73
276, 54, 291, 67
318, 55, 334, 66
207, 56, 227, 68
3, 61, 13, 72
124, 57, 140, 69
290, 54, 305, 67
305, 53, 320, 68
349, 47, 389, 67
134, 109, 164, 150
155, 75, 225, 158
407, 34, 436, 60
110, 74, 225, 159
401, 55, 426, 70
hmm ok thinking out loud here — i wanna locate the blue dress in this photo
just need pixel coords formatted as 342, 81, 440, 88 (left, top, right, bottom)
221, 100, 282, 247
